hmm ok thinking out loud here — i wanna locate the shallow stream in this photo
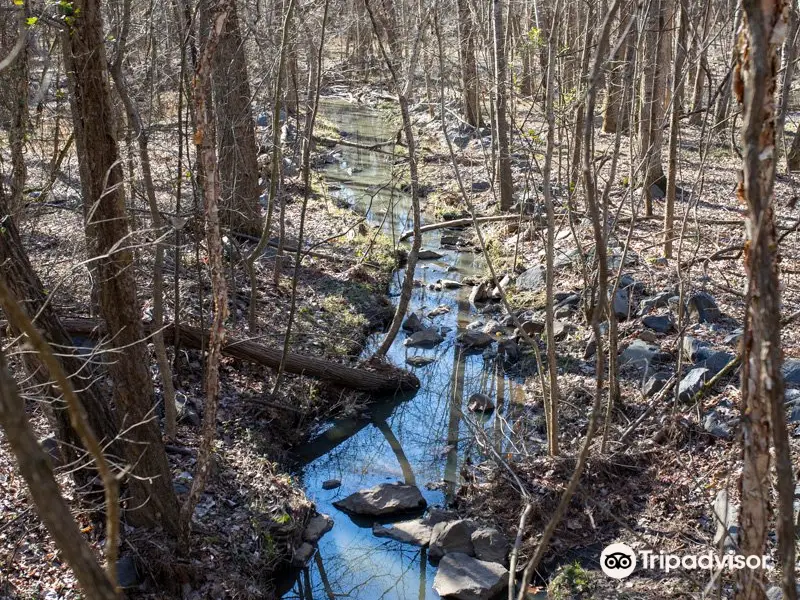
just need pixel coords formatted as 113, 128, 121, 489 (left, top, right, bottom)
282, 96, 530, 599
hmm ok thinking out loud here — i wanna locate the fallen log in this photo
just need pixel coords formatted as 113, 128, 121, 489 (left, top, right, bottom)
313, 134, 398, 155
398, 215, 539, 241
54, 318, 420, 394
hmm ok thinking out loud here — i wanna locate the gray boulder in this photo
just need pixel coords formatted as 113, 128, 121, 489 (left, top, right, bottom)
783, 359, 800, 386
458, 331, 495, 349
333, 482, 427, 516
643, 372, 670, 398
642, 315, 674, 333
683, 336, 711, 362
292, 543, 315, 567
468, 393, 495, 413
322, 479, 341, 490
470, 528, 510, 564
678, 367, 710, 402
432, 553, 509, 600
423, 508, 459, 527
404, 329, 444, 348
402, 312, 424, 333
116, 556, 140, 589
471, 181, 490, 193
699, 351, 736, 377
620, 339, 670, 369
418, 249, 444, 260
687, 292, 721, 323
372, 519, 433, 546
515, 266, 546, 292
611, 288, 630, 319
469, 283, 490, 305
429, 520, 478, 560
303, 513, 334, 544
407, 355, 436, 367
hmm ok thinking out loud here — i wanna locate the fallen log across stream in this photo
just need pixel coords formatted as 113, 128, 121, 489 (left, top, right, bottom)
49, 317, 421, 394
398, 214, 541, 241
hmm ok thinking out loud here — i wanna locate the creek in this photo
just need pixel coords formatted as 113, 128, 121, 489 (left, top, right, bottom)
282, 95, 532, 600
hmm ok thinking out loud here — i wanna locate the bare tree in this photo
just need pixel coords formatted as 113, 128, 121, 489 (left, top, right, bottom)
493, 0, 513, 211
734, 1, 797, 599
63, 0, 179, 533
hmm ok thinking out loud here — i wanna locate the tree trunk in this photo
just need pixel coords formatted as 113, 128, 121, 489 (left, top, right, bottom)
211, 0, 262, 236
457, 0, 481, 127
63, 0, 179, 534
735, 1, 797, 599
0, 194, 120, 481
493, 0, 514, 211
665, 0, 687, 259
51, 317, 421, 393
0, 4, 28, 216
0, 347, 118, 600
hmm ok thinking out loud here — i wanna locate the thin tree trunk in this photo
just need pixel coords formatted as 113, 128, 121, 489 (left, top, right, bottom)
665, 0, 687, 258
493, 0, 514, 210
457, 0, 481, 126
179, 0, 231, 553
735, 1, 797, 599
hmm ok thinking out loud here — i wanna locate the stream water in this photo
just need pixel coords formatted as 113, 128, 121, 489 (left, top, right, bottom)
282, 97, 531, 600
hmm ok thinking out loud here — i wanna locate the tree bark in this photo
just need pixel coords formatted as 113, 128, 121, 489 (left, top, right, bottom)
211, 0, 262, 236
735, 1, 797, 599
457, 0, 481, 127
665, 0, 687, 258
49, 318, 421, 394
493, 0, 514, 211
63, 0, 179, 534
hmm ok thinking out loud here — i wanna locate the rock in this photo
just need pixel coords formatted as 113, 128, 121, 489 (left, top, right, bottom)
407, 355, 436, 367
116, 555, 140, 589
638, 291, 674, 316
515, 265, 546, 292
469, 283, 490, 305
683, 336, 711, 362
620, 339, 670, 369
292, 543, 315, 567
491, 274, 513, 300
785, 389, 800, 405
611, 288, 630, 319
372, 519, 433, 546
428, 304, 451, 318
468, 393, 495, 413
39, 435, 64, 468
471, 180, 490, 192
643, 372, 670, 398
423, 508, 459, 526
789, 405, 800, 424
432, 553, 509, 600
322, 479, 341, 490
584, 339, 597, 360
555, 292, 581, 307
552, 320, 572, 340
519, 320, 544, 336
429, 520, 478, 560
304, 514, 334, 544
481, 320, 505, 335
678, 368, 710, 402
687, 292, 722, 323
699, 351, 736, 377
497, 339, 519, 364
703, 411, 731, 439
783, 359, 800, 386
333, 482, 427, 516
404, 329, 444, 348
724, 328, 744, 347
453, 134, 471, 150
458, 331, 495, 349
554, 306, 573, 319
642, 315, 674, 333
639, 330, 659, 343
418, 249, 444, 260
713, 489, 739, 552
619, 274, 646, 294
466, 320, 485, 330
403, 312, 425, 333
441, 279, 463, 289
175, 398, 200, 427
471, 528, 509, 564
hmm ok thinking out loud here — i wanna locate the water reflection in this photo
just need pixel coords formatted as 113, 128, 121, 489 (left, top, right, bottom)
285, 97, 527, 599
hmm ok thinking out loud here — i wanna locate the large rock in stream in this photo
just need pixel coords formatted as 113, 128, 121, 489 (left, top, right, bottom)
333, 482, 427, 516
372, 519, 433, 546
432, 553, 509, 600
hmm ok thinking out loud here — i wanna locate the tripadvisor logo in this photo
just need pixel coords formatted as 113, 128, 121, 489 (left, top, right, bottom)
601, 543, 772, 579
